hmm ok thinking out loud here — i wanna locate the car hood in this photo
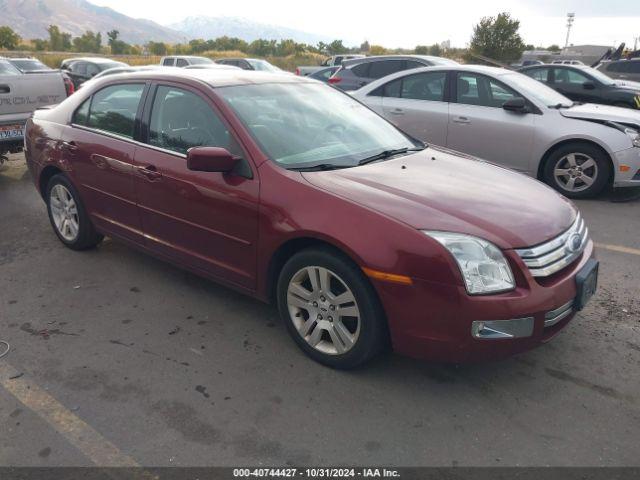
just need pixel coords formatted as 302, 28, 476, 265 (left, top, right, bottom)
560, 103, 640, 127
614, 80, 640, 91
302, 147, 576, 249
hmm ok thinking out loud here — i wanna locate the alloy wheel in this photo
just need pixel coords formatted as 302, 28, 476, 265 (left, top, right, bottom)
286, 266, 361, 355
50, 184, 79, 242
553, 153, 598, 193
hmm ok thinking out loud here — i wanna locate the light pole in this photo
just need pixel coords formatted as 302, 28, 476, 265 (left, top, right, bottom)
564, 13, 575, 49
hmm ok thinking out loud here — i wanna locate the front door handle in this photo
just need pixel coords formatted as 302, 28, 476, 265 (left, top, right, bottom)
0, 84, 10, 94
137, 164, 162, 181
389, 108, 405, 115
453, 116, 471, 124
62, 140, 78, 152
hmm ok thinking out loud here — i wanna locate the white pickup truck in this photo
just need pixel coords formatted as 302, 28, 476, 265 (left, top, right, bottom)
1, 58, 70, 162
296, 54, 365, 76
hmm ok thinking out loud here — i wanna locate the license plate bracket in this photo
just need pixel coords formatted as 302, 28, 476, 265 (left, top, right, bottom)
575, 259, 598, 311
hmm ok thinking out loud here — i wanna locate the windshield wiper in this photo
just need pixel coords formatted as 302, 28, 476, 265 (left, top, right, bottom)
357, 146, 425, 166
288, 163, 352, 172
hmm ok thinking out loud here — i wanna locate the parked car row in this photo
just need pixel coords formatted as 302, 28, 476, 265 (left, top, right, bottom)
24, 67, 600, 368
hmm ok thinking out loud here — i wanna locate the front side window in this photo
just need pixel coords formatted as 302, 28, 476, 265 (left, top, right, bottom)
628, 62, 640, 73
86, 63, 100, 77
553, 68, 590, 85
0, 59, 21, 75
218, 82, 416, 169
456, 73, 517, 107
351, 63, 370, 78
87, 84, 145, 138
149, 86, 240, 156
162, 58, 174, 66
73, 62, 87, 75
176, 58, 188, 67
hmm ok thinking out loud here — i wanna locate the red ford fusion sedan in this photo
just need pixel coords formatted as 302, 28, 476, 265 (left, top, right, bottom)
24, 69, 598, 368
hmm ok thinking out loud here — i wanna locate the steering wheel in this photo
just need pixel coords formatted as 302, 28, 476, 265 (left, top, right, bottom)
311, 123, 346, 148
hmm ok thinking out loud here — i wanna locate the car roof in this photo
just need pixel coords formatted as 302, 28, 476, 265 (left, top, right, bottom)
342, 54, 457, 67
64, 57, 125, 64
92, 69, 310, 88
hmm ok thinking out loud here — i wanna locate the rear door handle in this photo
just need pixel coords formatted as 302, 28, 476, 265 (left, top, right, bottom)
137, 164, 162, 181
0, 84, 10, 94
453, 116, 471, 124
389, 108, 405, 115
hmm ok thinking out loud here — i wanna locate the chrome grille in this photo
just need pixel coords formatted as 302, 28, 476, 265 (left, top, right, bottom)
515, 214, 588, 278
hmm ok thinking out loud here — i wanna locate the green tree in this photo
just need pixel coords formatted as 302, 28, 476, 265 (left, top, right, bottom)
414, 45, 429, 55
327, 39, 348, 55
47, 25, 72, 51
469, 12, 526, 63
429, 43, 442, 56
547, 44, 561, 52
73, 30, 102, 53
33, 39, 49, 51
0, 26, 21, 50
146, 41, 168, 56
107, 30, 130, 55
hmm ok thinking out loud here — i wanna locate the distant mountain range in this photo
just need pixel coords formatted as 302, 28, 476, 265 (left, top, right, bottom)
0, 0, 182, 44
0, 0, 333, 46
168, 16, 332, 45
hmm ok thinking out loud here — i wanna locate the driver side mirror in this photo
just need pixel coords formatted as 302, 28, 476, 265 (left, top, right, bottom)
187, 147, 239, 173
582, 81, 596, 90
502, 97, 529, 113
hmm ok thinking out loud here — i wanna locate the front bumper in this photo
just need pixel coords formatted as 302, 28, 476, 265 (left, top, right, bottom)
613, 147, 640, 187
373, 240, 595, 363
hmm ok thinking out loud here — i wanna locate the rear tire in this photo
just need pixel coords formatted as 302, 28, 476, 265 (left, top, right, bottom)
276, 247, 387, 369
542, 143, 610, 199
46, 174, 103, 250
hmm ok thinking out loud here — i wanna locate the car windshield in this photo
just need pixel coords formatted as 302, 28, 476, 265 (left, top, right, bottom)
247, 59, 280, 72
504, 72, 573, 107
0, 59, 22, 75
10, 59, 50, 72
582, 67, 616, 86
218, 82, 417, 169
189, 57, 214, 65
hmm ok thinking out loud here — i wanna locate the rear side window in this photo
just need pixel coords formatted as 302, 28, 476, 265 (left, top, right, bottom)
162, 58, 174, 66
72, 98, 91, 125
73, 62, 87, 75
148, 86, 240, 156
401, 71, 446, 101
606, 62, 623, 73
368, 60, 405, 79
351, 63, 370, 78
525, 68, 550, 82
86, 63, 100, 77
176, 58, 188, 67
405, 60, 425, 70
87, 84, 145, 138
628, 62, 640, 73
456, 73, 518, 107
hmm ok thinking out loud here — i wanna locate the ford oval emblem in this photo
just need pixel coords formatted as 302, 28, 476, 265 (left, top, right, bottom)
566, 233, 582, 253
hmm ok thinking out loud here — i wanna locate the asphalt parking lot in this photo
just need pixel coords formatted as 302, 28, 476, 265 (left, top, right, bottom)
1, 153, 639, 467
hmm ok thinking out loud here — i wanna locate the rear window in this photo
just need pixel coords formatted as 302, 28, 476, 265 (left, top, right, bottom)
87, 84, 145, 138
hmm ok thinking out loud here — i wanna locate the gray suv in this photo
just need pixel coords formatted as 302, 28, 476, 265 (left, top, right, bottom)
329, 55, 458, 91
596, 59, 640, 82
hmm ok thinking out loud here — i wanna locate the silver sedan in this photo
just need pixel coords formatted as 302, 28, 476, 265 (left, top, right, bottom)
352, 65, 640, 198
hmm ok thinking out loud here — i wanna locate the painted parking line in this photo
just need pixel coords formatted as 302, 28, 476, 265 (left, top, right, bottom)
0, 361, 138, 467
595, 242, 640, 257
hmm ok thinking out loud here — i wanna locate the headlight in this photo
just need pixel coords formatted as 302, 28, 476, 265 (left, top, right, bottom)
624, 127, 640, 148
423, 231, 515, 295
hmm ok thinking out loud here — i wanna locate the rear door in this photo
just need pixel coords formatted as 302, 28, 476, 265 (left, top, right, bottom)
446, 71, 535, 172
63, 82, 147, 243
133, 83, 259, 289
379, 70, 450, 146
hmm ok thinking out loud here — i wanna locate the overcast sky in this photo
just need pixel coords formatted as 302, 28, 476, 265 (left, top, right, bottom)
90, 0, 640, 49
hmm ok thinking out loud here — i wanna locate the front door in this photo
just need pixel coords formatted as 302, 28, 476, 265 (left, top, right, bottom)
134, 84, 259, 290
447, 72, 536, 172
63, 82, 147, 243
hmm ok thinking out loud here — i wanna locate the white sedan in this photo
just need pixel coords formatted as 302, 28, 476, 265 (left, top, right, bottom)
352, 65, 640, 198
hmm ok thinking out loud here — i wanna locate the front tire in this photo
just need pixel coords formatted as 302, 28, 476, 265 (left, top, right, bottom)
543, 143, 610, 199
46, 174, 103, 250
277, 247, 387, 369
